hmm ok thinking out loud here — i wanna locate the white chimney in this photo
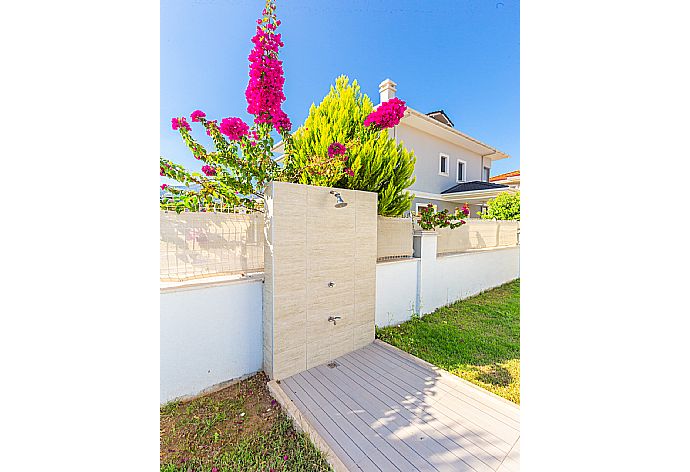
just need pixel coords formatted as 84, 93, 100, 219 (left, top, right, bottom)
379, 79, 397, 103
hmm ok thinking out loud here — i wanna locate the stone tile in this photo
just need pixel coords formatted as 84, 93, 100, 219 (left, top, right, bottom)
330, 326, 354, 359
273, 344, 306, 380
353, 322, 375, 350
306, 338, 331, 369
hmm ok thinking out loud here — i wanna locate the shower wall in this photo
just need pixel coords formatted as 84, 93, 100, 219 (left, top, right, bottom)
263, 181, 377, 380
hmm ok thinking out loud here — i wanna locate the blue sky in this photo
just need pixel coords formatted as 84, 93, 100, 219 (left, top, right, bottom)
161, 0, 519, 179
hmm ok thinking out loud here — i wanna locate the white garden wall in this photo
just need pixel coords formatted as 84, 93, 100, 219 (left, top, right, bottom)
160, 239, 519, 402
160, 278, 263, 404
376, 259, 419, 327
422, 246, 520, 315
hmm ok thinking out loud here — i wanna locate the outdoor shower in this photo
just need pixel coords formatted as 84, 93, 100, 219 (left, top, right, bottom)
329, 190, 347, 208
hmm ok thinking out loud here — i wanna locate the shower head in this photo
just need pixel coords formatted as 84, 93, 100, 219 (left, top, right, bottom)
330, 190, 348, 208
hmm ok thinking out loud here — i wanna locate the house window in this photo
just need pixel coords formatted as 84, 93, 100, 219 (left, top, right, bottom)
439, 153, 449, 176
456, 159, 466, 183
416, 202, 437, 213
483, 167, 490, 182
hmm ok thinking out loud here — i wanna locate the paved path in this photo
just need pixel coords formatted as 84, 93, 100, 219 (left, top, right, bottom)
271, 340, 520, 471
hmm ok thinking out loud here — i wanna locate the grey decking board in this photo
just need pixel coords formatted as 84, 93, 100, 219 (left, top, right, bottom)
337, 353, 502, 472
496, 438, 520, 472
332, 355, 486, 472
371, 342, 521, 422
297, 370, 401, 472
366, 343, 520, 424
279, 344, 520, 472
343, 349, 512, 462
305, 369, 431, 471
281, 377, 366, 471
313, 360, 466, 472
310, 364, 445, 472
367, 343, 520, 421
350, 347, 520, 439
368, 342, 519, 418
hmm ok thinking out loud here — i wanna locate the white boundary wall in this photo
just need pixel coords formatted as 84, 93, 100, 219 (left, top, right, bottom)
376, 259, 420, 326
160, 278, 263, 403
160, 234, 519, 402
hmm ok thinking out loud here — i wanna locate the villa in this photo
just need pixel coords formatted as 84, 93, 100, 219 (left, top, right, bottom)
377, 79, 516, 217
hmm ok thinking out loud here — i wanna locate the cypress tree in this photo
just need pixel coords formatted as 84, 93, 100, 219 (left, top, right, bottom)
283, 76, 415, 216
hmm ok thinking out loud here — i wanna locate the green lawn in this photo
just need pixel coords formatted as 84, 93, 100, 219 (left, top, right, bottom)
160, 372, 330, 472
376, 279, 520, 404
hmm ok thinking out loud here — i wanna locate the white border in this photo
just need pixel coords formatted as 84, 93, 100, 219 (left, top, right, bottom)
456, 158, 467, 182
439, 152, 449, 176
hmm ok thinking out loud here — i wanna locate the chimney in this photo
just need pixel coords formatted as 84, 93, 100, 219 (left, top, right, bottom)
379, 79, 397, 104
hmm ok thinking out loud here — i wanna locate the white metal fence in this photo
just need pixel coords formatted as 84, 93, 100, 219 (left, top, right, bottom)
160, 209, 264, 281
160, 209, 518, 281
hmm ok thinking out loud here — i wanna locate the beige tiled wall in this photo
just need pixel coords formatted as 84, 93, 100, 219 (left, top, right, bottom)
436, 220, 520, 255
263, 182, 377, 380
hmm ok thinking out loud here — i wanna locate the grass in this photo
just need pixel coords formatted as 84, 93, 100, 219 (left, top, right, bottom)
160, 372, 330, 472
376, 279, 520, 404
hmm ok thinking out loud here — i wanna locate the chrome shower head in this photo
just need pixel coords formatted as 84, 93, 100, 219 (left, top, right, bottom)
330, 190, 347, 208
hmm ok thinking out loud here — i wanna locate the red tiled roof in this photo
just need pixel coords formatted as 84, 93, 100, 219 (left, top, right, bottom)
489, 170, 520, 182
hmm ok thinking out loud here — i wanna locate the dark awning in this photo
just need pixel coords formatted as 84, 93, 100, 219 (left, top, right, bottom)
441, 181, 509, 194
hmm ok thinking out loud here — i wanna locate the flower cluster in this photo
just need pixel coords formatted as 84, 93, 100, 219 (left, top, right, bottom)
245, 2, 291, 133
190, 110, 206, 122
201, 165, 216, 176
417, 203, 468, 231
160, 184, 168, 190
171, 117, 191, 131
327, 142, 347, 159
219, 117, 250, 141
364, 97, 407, 129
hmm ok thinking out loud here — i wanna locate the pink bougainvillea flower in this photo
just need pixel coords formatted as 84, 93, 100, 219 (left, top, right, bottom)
160, 184, 168, 190
364, 97, 407, 129
202, 165, 217, 176
283, 455, 288, 461
219, 117, 249, 141
211, 468, 218, 472
344, 167, 355, 177
327, 142, 346, 158
171, 117, 191, 131
190, 110, 206, 122
245, 6, 291, 133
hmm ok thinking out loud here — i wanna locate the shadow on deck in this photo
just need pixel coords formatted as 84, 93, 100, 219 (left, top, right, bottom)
269, 340, 520, 472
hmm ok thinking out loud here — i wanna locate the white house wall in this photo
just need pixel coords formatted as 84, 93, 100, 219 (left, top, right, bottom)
395, 121, 492, 195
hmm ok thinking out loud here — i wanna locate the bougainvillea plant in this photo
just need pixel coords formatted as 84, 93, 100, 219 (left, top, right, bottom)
160, 0, 291, 213
417, 203, 470, 231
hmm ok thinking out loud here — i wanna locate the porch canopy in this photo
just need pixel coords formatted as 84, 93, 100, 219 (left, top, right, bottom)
440, 180, 516, 204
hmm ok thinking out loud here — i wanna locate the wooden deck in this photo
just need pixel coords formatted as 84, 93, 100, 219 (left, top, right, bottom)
270, 340, 520, 472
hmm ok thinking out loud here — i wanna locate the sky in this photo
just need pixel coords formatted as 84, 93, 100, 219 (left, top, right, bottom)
161, 0, 519, 180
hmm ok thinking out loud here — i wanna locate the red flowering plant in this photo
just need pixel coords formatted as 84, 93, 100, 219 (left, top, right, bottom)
160, 0, 291, 213
416, 203, 470, 231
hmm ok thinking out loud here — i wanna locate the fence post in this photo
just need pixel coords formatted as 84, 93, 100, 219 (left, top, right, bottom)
413, 230, 438, 316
